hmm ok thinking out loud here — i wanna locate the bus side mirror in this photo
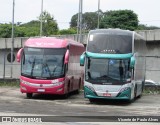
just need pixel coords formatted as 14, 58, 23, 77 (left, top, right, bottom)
130, 56, 135, 68
65, 50, 69, 64
80, 53, 85, 66
16, 48, 23, 63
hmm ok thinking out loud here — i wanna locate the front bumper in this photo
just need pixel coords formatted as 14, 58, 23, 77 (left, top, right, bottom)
84, 86, 131, 100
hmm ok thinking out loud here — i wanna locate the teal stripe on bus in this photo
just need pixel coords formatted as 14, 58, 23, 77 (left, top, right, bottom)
86, 52, 133, 59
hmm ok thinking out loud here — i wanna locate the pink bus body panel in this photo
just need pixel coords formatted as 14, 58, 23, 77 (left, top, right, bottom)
24, 37, 84, 48
20, 76, 66, 94
17, 48, 23, 62
18, 37, 85, 95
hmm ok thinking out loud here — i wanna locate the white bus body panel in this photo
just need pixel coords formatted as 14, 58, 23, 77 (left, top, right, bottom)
85, 81, 135, 99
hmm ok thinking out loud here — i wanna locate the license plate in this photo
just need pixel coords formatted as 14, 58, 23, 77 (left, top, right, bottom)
103, 93, 111, 97
37, 89, 45, 92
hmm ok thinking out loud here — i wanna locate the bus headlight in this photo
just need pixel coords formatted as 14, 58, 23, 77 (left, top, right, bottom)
52, 81, 64, 87
120, 87, 130, 93
20, 79, 30, 85
85, 85, 95, 92
117, 87, 131, 98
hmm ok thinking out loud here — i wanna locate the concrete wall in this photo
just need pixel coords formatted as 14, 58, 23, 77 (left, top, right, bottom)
0, 49, 20, 79
137, 29, 160, 42
0, 37, 28, 49
145, 42, 160, 82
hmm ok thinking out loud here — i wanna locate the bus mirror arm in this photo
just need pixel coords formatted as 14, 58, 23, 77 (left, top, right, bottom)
80, 52, 85, 66
130, 56, 135, 68
16, 48, 23, 63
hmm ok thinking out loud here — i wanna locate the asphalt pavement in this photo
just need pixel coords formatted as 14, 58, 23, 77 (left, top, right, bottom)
0, 87, 160, 124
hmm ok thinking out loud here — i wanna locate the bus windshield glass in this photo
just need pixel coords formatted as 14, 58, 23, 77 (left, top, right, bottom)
86, 58, 131, 84
87, 33, 132, 54
21, 47, 66, 79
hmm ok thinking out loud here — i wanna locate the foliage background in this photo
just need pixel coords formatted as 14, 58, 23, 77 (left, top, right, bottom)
0, 10, 159, 38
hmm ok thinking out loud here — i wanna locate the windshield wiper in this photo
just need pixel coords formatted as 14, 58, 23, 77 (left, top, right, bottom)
41, 63, 52, 77
30, 57, 36, 77
51, 66, 58, 77
45, 63, 51, 77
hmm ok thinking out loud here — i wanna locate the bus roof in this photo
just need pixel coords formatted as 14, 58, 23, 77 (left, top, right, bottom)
24, 37, 84, 48
89, 29, 133, 36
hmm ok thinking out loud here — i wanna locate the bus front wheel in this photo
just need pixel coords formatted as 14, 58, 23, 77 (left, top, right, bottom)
134, 85, 137, 99
89, 98, 95, 103
75, 79, 81, 94
26, 93, 33, 98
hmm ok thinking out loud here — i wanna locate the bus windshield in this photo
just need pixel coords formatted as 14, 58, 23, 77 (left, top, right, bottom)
21, 47, 66, 79
87, 33, 132, 54
86, 58, 131, 85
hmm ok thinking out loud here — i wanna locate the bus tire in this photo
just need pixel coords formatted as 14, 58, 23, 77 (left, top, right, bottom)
134, 85, 137, 99
142, 81, 145, 92
138, 83, 144, 98
79, 78, 81, 89
62, 81, 70, 98
75, 79, 81, 94
89, 98, 95, 103
62, 93, 68, 99
67, 81, 70, 93
26, 93, 32, 98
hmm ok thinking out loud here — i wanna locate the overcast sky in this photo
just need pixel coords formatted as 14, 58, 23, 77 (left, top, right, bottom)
0, 0, 160, 29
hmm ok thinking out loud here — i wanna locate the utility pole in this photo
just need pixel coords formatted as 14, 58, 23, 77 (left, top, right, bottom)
79, 0, 83, 43
97, 0, 100, 29
77, 0, 80, 41
11, 0, 15, 78
40, 0, 43, 36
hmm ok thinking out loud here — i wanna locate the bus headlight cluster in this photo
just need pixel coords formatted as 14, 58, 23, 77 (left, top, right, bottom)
52, 81, 64, 87
20, 79, 64, 87
20, 79, 30, 85
85, 85, 95, 92
20, 79, 39, 87
119, 87, 130, 93
51, 79, 64, 86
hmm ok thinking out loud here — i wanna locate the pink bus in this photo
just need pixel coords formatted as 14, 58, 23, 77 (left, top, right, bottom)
17, 37, 85, 98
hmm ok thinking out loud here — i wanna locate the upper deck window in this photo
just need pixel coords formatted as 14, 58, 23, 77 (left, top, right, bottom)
87, 33, 132, 54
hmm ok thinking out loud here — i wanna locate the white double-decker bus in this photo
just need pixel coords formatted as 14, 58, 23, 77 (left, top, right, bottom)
80, 29, 147, 102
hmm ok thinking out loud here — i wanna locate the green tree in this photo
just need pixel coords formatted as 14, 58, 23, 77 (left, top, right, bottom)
100, 10, 139, 31
58, 28, 76, 35
17, 20, 40, 37
70, 13, 78, 28
0, 21, 40, 38
137, 24, 160, 30
83, 12, 100, 30
0, 24, 12, 38
39, 11, 58, 36
70, 10, 103, 31
14, 26, 26, 37
0, 23, 25, 38
19, 20, 40, 37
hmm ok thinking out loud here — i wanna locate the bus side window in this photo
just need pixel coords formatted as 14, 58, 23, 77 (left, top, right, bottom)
88, 58, 90, 69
